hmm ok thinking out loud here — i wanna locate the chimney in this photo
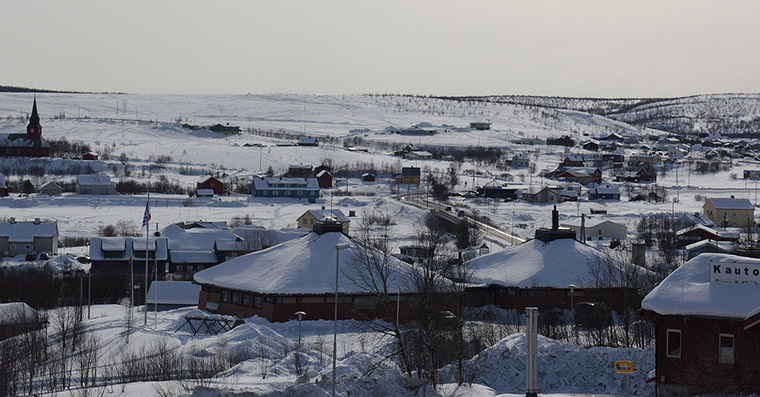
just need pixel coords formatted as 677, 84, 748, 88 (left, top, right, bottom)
552, 206, 559, 230
34, 218, 41, 224
730, 195, 735, 199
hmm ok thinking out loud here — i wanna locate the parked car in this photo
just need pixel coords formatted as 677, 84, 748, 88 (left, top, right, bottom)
25, 253, 36, 261
39, 253, 49, 260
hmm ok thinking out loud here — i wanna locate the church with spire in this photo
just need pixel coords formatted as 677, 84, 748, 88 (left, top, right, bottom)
0, 97, 51, 157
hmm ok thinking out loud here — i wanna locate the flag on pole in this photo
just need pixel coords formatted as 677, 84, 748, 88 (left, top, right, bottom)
142, 199, 151, 228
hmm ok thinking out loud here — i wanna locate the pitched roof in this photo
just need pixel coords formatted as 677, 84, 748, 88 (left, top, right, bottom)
707, 197, 754, 210
76, 175, 112, 186
194, 231, 414, 295
302, 209, 350, 223
642, 253, 760, 319
0, 220, 57, 242
89, 237, 168, 261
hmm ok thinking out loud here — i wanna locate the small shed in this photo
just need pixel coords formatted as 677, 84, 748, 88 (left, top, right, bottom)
362, 173, 376, 182
82, 152, 99, 161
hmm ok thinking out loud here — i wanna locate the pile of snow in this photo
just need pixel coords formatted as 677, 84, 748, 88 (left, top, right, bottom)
440, 333, 654, 396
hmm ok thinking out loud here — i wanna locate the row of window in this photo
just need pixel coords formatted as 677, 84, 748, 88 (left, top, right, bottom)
667, 329, 734, 364
9, 244, 33, 250
260, 190, 315, 196
218, 289, 390, 310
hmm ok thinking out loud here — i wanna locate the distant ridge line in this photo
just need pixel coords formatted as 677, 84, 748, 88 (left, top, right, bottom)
0, 85, 125, 94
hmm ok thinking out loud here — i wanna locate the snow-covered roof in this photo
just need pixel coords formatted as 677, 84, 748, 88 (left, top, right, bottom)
39, 181, 62, 191
194, 231, 414, 295
561, 219, 625, 230
642, 254, 760, 319
89, 237, 168, 261
162, 224, 242, 254
0, 220, 57, 242
0, 302, 41, 325
590, 185, 621, 195
684, 239, 734, 252
146, 281, 201, 305
316, 170, 331, 177
252, 177, 320, 191
465, 238, 619, 288
301, 209, 350, 223
76, 175, 112, 186
676, 224, 739, 238
707, 197, 754, 210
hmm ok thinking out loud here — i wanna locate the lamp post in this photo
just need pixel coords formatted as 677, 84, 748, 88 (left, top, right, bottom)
295, 311, 306, 375
333, 243, 350, 397
568, 284, 577, 336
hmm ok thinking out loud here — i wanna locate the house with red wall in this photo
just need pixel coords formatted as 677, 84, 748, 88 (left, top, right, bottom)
642, 253, 760, 395
197, 176, 224, 196
193, 222, 428, 323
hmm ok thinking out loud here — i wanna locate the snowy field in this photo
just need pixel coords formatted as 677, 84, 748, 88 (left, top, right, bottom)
2, 92, 754, 396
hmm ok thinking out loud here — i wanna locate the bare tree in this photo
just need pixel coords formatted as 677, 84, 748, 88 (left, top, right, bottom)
344, 213, 412, 376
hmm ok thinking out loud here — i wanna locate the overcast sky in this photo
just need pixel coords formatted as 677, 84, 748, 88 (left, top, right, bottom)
3, 0, 760, 97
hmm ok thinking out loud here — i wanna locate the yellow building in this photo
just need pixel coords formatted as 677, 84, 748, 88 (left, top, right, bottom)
297, 209, 350, 235
395, 166, 421, 186
703, 197, 755, 228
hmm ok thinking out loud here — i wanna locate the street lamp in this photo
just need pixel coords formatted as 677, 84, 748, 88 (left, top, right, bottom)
333, 243, 350, 397
295, 311, 306, 375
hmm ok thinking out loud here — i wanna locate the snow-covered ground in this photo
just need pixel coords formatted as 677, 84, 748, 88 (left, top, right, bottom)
4, 92, 756, 396
31, 305, 653, 397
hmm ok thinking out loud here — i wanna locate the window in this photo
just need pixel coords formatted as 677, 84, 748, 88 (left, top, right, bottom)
231, 291, 241, 304
253, 296, 262, 308
25, 244, 31, 250
221, 290, 230, 302
242, 293, 251, 306
719, 334, 734, 364
667, 329, 681, 358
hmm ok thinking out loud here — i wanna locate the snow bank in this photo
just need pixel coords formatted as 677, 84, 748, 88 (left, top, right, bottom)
441, 333, 654, 396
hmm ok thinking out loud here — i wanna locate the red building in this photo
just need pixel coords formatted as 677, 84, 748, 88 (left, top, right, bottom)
197, 176, 224, 195
193, 223, 428, 323
82, 152, 99, 160
316, 169, 333, 188
642, 253, 760, 395
0, 98, 50, 157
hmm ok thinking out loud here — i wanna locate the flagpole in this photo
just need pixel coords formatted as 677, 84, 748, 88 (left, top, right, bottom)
154, 255, 158, 327
145, 192, 150, 325
130, 254, 134, 314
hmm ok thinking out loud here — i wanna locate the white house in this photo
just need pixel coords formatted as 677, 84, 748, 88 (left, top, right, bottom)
76, 175, 116, 195
0, 218, 58, 257
38, 181, 63, 196
512, 153, 530, 168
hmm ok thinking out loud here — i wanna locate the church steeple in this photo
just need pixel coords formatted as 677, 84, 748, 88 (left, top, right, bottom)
26, 96, 42, 139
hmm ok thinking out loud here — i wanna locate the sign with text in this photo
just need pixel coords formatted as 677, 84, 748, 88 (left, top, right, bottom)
614, 361, 634, 373
710, 260, 760, 285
